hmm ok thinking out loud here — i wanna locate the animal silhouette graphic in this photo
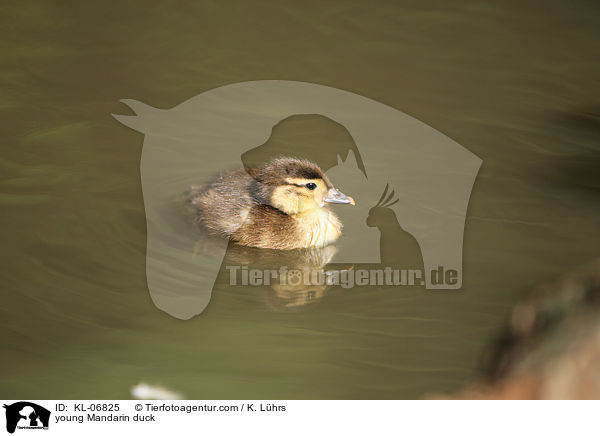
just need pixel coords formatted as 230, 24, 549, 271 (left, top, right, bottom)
113, 80, 481, 319
3, 402, 50, 434
367, 184, 424, 272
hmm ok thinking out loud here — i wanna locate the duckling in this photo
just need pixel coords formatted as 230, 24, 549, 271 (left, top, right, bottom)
184, 157, 355, 249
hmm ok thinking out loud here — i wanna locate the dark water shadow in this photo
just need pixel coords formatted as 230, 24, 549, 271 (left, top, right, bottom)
541, 105, 600, 194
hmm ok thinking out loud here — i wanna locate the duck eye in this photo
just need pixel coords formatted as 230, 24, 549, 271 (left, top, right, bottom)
305, 182, 317, 190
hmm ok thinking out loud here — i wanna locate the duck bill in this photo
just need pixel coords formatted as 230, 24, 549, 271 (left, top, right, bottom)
324, 188, 355, 206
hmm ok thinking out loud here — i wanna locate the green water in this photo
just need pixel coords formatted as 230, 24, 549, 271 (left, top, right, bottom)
1, 0, 599, 399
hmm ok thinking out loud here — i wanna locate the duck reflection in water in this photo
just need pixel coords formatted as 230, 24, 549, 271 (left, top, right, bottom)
222, 243, 341, 311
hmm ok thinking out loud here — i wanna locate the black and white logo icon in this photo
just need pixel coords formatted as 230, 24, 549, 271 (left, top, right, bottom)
3, 402, 50, 434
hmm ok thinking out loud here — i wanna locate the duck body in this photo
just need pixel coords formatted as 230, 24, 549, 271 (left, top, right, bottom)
185, 158, 354, 250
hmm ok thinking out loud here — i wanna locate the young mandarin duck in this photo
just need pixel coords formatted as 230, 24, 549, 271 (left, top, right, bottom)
185, 157, 355, 249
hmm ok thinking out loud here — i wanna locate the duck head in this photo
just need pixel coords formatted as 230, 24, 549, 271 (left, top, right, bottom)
249, 157, 355, 214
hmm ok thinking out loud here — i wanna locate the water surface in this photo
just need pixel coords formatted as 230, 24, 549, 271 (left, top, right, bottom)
1, 0, 599, 398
